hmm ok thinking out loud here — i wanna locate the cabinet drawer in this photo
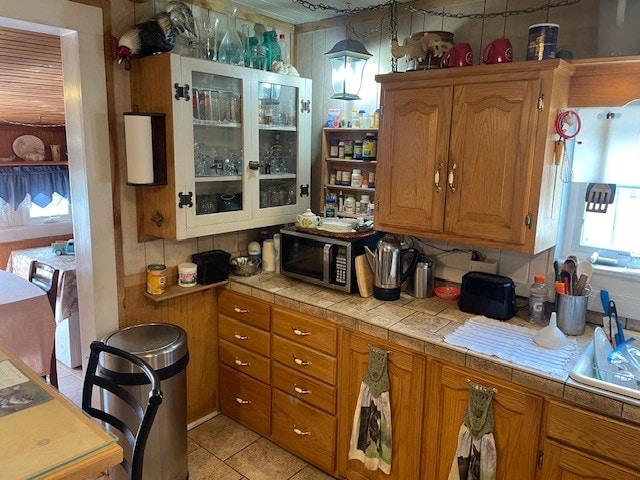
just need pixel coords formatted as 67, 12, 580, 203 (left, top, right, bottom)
272, 362, 337, 415
219, 339, 270, 384
219, 290, 270, 331
272, 389, 336, 474
546, 401, 640, 471
219, 315, 270, 357
272, 307, 338, 356
272, 335, 337, 385
219, 364, 270, 437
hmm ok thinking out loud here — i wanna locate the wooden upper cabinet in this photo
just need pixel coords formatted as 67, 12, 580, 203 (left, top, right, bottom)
445, 79, 539, 245
375, 61, 574, 254
375, 85, 451, 234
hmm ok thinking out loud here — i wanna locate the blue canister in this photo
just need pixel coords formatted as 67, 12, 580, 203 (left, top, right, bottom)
526, 23, 559, 60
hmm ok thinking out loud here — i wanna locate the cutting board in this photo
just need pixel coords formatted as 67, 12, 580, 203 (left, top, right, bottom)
355, 254, 374, 298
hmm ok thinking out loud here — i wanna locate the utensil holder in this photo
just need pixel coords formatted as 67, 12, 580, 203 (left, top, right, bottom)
556, 293, 588, 335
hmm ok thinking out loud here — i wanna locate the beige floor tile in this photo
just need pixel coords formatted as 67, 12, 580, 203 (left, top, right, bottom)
290, 465, 337, 479
225, 437, 307, 480
188, 415, 260, 460
188, 448, 244, 480
58, 373, 84, 395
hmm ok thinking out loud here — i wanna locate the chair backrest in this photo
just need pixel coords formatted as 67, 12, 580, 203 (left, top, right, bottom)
28, 261, 59, 313
82, 340, 163, 480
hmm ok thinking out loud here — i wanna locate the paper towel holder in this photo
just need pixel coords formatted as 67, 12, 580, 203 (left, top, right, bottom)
124, 112, 167, 186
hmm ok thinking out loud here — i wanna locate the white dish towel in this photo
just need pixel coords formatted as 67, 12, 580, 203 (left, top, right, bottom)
444, 316, 577, 377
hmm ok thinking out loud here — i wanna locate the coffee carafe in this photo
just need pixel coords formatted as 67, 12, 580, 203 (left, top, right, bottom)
365, 234, 418, 301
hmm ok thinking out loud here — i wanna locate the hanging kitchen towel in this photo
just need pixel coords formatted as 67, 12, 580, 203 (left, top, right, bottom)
448, 382, 497, 480
348, 346, 392, 474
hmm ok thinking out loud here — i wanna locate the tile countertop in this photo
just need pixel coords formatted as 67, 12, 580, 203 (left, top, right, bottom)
226, 272, 640, 426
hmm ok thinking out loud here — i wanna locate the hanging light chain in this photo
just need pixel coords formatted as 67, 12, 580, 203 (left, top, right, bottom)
292, 0, 582, 20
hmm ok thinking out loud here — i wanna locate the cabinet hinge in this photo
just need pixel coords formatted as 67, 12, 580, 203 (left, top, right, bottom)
300, 99, 311, 113
525, 213, 533, 228
537, 450, 543, 467
178, 191, 193, 208
174, 83, 190, 101
300, 184, 309, 197
537, 94, 544, 111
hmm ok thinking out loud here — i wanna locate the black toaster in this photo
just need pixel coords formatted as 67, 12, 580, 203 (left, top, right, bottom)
458, 272, 517, 321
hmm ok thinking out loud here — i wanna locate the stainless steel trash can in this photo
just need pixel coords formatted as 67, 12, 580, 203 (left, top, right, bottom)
100, 323, 189, 480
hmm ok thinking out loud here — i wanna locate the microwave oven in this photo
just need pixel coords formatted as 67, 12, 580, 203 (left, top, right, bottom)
280, 227, 383, 293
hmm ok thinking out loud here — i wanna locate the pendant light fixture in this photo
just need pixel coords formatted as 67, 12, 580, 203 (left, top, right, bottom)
325, 38, 372, 100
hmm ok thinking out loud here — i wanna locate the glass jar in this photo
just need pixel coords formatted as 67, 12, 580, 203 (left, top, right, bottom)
263, 30, 281, 70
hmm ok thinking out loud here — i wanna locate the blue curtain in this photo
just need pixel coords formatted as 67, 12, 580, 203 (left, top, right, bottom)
0, 165, 70, 210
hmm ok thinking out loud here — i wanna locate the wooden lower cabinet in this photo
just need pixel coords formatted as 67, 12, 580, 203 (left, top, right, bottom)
219, 364, 271, 437
422, 360, 543, 480
539, 440, 640, 480
272, 389, 337, 473
337, 330, 426, 480
540, 400, 640, 478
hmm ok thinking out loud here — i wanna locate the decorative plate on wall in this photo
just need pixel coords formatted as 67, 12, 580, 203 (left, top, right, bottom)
12, 135, 45, 160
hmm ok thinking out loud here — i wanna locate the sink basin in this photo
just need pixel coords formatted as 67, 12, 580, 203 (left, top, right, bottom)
570, 333, 640, 400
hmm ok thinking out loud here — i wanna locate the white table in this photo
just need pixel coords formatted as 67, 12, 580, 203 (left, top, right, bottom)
6, 246, 81, 367
0, 269, 56, 376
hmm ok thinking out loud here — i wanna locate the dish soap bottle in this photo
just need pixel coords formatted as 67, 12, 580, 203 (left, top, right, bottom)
529, 274, 548, 324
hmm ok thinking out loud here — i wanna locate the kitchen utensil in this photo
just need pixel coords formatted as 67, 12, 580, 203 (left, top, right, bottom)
364, 234, 418, 301
610, 300, 625, 346
534, 312, 569, 349
553, 259, 562, 282
560, 271, 572, 296
600, 290, 611, 315
355, 254, 374, 298
573, 274, 588, 296
576, 260, 592, 284
585, 183, 616, 213
12, 134, 45, 160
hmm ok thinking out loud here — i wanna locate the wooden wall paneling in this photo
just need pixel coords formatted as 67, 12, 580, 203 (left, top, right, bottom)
569, 56, 640, 107
123, 282, 218, 424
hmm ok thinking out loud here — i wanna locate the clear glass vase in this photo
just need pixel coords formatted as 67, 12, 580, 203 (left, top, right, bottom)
218, 7, 244, 66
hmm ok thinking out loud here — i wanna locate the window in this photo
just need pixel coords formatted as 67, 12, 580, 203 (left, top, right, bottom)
0, 193, 71, 228
560, 104, 640, 272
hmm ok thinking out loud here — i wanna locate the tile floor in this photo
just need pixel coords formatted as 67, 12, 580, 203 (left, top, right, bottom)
56, 362, 337, 480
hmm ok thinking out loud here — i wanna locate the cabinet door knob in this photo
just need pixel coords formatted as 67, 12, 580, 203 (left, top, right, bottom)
235, 397, 251, 404
234, 306, 249, 313
434, 163, 442, 193
234, 333, 249, 340
448, 163, 457, 193
293, 355, 311, 366
235, 358, 250, 367
294, 384, 311, 394
292, 327, 310, 336
293, 427, 311, 436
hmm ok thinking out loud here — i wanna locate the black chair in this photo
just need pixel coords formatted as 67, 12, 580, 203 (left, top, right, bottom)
82, 340, 163, 480
28, 260, 60, 388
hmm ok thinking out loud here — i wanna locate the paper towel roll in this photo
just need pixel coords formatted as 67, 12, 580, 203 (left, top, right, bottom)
262, 239, 275, 272
124, 114, 154, 184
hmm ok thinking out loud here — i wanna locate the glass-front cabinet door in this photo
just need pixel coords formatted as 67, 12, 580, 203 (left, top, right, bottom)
251, 71, 311, 220
180, 58, 252, 231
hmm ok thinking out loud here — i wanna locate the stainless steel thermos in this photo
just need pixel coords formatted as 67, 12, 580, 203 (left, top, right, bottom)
408, 258, 435, 298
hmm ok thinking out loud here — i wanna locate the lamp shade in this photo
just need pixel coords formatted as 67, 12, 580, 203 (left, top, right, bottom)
326, 39, 372, 101
124, 113, 167, 186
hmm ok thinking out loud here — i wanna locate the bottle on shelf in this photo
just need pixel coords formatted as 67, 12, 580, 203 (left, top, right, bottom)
344, 194, 356, 214
324, 193, 337, 217
529, 274, 548, 324
351, 169, 362, 188
219, 7, 244, 66
373, 108, 380, 129
367, 170, 375, 188
363, 133, 377, 160
338, 190, 344, 212
353, 140, 363, 159
351, 109, 359, 128
330, 139, 339, 157
263, 30, 281, 69
278, 33, 289, 64
358, 109, 368, 128
360, 194, 370, 215
344, 139, 354, 158
338, 141, 345, 158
